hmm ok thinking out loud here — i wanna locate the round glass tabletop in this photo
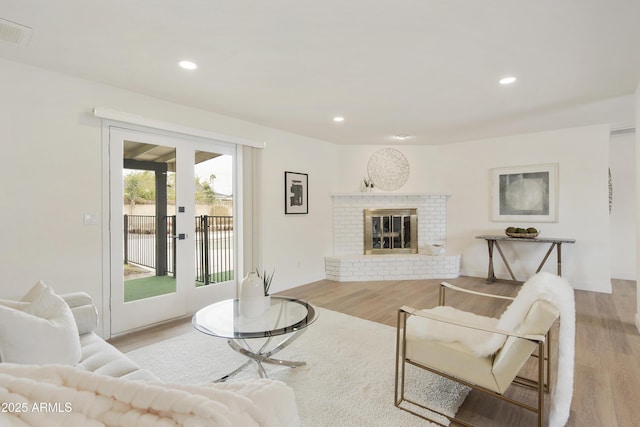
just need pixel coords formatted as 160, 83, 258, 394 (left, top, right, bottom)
192, 296, 318, 339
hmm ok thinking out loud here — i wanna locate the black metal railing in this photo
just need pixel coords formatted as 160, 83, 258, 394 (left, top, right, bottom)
124, 214, 234, 284
124, 215, 157, 270
195, 215, 234, 284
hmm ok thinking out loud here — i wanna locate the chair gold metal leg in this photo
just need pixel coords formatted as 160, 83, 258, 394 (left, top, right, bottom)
394, 309, 405, 406
538, 341, 545, 427
545, 328, 551, 392
438, 283, 446, 306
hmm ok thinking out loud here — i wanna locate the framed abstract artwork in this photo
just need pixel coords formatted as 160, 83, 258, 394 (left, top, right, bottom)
491, 164, 558, 222
284, 171, 308, 214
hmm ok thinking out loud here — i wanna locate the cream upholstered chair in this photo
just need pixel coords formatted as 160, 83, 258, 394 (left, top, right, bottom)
395, 273, 575, 427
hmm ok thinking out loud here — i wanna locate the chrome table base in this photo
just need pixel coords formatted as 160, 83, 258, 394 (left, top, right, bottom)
215, 329, 307, 382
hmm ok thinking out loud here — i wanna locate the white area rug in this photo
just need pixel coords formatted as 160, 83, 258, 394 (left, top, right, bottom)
127, 308, 470, 426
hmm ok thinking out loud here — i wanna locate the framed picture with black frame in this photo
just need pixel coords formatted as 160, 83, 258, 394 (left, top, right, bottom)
284, 171, 308, 214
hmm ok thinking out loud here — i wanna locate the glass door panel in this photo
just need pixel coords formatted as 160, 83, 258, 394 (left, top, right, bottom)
110, 128, 188, 335
122, 143, 177, 302
194, 151, 234, 287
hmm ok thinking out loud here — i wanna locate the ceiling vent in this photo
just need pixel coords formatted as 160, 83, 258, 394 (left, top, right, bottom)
0, 18, 32, 47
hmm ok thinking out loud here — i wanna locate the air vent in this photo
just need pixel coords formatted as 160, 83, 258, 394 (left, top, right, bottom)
0, 18, 32, 47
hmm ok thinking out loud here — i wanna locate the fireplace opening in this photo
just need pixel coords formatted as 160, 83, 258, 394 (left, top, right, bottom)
363, 208, 417, 255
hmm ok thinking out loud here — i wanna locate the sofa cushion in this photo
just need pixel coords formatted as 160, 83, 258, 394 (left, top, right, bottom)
77, 332, 159, 381
0, 281, 82, 365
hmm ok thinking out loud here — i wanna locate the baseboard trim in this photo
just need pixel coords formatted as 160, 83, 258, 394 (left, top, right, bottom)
610, 272, 637, 281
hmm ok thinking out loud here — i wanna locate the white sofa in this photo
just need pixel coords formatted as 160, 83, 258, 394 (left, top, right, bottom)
0, 288, 300, 426
61, 291, 160, 381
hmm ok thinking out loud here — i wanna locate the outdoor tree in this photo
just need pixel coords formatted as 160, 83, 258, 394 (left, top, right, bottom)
123, 171, 155, 213
125, 170, 219, 213
195, 174, 216, 205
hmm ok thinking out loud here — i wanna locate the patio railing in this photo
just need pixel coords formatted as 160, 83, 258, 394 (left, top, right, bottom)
124, 214, 234, 284
123, 215, 157, 270
195, 215, 234, 284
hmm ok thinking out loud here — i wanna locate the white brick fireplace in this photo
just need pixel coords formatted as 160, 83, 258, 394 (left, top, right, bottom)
325, 193, 461, 281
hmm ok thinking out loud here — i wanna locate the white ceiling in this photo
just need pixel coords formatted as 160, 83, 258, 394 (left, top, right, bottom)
1, 0, 639, 145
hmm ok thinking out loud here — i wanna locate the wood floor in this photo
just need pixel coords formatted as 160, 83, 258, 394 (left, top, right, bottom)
109, 276, 640, 427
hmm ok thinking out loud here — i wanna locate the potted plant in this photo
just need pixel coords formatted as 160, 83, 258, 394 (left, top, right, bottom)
255, 268, 275, 297
363, 178, 374, 192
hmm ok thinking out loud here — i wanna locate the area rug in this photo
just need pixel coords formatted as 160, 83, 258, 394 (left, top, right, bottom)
127, 308, 470, 426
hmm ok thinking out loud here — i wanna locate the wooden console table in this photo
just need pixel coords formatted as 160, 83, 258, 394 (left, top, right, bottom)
475, 235, 576, 283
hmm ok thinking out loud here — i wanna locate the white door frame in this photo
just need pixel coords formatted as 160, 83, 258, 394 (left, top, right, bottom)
101, 121, 244, 338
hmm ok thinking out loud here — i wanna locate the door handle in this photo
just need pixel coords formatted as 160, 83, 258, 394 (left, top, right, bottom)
171, 234, 187, 240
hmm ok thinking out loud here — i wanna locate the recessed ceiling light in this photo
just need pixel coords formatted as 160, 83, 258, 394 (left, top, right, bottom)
178, 60, 198, 70
333, 116, 345, 122
393, 135, 411, 141
499, 76, 516, 85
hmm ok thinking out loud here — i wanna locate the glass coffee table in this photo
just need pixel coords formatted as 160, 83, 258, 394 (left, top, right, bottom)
192, 296, 318, 382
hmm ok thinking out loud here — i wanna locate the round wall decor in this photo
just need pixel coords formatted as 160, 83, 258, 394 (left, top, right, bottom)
367, 148, 410, 191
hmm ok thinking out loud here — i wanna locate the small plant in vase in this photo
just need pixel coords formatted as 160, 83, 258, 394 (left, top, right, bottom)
255, 268, 275, 297
362, 178, 375, 192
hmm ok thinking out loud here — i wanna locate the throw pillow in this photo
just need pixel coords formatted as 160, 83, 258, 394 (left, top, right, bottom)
0, 281, 82, 365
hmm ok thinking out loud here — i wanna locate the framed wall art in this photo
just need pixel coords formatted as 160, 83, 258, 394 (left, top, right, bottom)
284, 171, 308, 214
491, 163, 558, 222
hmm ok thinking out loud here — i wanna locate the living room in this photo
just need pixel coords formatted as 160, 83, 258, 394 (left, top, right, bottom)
1, 1, 639, 426
1, 60, 633, 293
1, 60, 636, 318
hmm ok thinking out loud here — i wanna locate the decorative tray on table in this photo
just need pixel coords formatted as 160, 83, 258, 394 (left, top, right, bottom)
505, 227, 539, 239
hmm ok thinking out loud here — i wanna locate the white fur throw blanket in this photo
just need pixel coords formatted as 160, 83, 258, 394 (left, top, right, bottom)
0, 364, 300, 426
407, 272, 575, 427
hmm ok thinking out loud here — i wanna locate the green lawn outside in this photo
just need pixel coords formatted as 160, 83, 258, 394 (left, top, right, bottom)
124, 275, 176, 302
199, 271, 235, 285
124, 271, 234, 302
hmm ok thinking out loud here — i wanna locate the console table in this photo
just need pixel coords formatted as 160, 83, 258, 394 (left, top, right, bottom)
476, 235, 576, 283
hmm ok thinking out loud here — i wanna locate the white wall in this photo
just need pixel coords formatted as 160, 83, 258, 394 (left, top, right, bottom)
254, 133, 338, 293
334, 145, 443, 194
0, 59, 336, 325
609, 131, 636, 280
438, 126, 611, 293
336, 126, 612, 292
